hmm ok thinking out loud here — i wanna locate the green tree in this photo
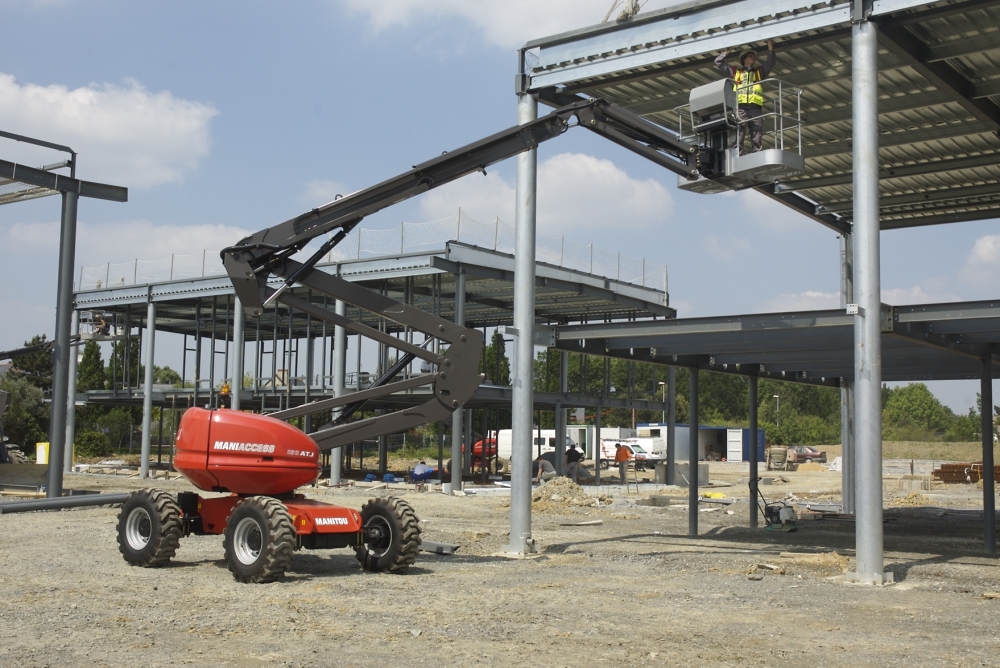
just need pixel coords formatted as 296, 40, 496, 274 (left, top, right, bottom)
883, 383, 952, 439
153, 365, 182, 386
0, 374, 48, 451
76, 340, 107, 392
481, 331, 511, 386
109, 335, 142, 390
10, 334, 53, 397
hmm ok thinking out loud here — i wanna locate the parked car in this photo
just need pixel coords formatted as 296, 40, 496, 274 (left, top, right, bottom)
788, 446, 827, 463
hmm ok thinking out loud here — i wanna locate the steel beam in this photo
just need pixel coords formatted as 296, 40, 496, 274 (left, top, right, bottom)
755, 183, 851, 235
231, 296, 245, 410
806, 121, 993, 159
982, 358, 996, 555
748, 374, 758, 529
775, 153, 1000, 193
688, 369, 699, 537
64, 309, 79, 474
46, 191, 79, 498
852, 19, 887, 585
840, 233, 856, 515
331, 299, 347, 484
667, 366, 676, 485
819, 183, 1000, 215
140, 301, 156, 478
508, 92, 539, 556
451, 270, 466, 493
876, 20, 1000, 132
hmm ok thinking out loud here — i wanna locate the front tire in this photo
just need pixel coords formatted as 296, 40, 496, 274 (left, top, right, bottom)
355, 497, 421, 573
7, 447, 26, 464
223, 496, 296, 583
116, 489, 182, 567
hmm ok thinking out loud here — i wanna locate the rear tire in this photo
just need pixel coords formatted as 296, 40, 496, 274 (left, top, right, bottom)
223, 496, 296, 583
116, 489, 182, 567
355, 497, 421, 573
7, 447, 26, 464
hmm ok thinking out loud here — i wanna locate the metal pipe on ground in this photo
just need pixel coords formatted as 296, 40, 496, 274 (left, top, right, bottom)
0, 493, 128, 514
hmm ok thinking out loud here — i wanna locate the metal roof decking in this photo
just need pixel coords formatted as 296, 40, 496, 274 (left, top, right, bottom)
523, 0, 1000, 233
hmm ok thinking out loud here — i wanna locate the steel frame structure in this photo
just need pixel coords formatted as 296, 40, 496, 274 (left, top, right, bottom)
507, 0, 1000, 576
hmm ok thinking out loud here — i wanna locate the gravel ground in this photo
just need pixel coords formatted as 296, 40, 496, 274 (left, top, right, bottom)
2, 466, 1000, 667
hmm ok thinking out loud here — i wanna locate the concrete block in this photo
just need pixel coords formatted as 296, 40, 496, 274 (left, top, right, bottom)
674, 463, 710, 487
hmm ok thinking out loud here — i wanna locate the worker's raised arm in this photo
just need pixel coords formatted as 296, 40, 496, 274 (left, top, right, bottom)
761, 40, 777, 78
714, 50, 733, 77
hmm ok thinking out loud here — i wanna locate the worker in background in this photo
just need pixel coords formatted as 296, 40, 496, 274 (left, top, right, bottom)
564, 443, 582, 483
533, 454, 556, 484
715, 39, 776, 155
614, 443, 631, 485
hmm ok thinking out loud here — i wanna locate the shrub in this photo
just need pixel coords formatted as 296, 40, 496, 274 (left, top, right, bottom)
74, 431, 111, 458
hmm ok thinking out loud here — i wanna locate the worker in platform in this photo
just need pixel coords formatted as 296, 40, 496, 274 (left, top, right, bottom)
614, 443, 631, 485
715, 39, 777, 155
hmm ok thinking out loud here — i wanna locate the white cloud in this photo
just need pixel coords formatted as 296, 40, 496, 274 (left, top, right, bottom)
704, 234, 751, 261
339, 0, 685, 49
961, 234, 1000, 284
0, 72, 217, 189
758, 290, 840, 313
418, 152, 673, 234
5, 219, 252, 266
881, 285, 960, 305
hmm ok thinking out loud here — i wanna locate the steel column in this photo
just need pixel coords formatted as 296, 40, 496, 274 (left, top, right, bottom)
451, 270, 466, 493
140, 301, 156, 479
852, 19, 886, 584
507, 91, 539, 555
667, 366, 676, 485
46, 190, 79, 498
688, 369, 699, 537
231, 296, 245, 411
982, 359, 995, 555
555, 351, 568, 475
840, 233, 856, 514
331, 298, 347, 484
749, 374, 758, 529
594, 403, 601, 486
63, 309, 80, 474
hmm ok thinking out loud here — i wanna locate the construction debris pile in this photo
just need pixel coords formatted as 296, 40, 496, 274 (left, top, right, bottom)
932, 463, 1000, 484
890, 491, 933, 507
531, 477, 611, 512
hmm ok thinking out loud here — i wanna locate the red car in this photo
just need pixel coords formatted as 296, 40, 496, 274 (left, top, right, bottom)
788, 446, 827, 464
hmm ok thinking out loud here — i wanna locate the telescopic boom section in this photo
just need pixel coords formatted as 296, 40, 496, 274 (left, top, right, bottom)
220, 98, 696, 449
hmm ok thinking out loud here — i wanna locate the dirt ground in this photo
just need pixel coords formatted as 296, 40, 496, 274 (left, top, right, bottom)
3, 463, 1000, 667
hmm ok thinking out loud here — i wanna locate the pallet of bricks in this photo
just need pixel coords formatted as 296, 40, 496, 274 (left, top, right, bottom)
932, 463, 1000, 484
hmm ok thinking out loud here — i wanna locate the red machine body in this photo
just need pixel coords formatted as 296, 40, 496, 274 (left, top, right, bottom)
174, 407, 320, 495
193, 495, 363, 536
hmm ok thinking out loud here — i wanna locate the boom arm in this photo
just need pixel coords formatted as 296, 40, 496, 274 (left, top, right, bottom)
221, 98, 697, 451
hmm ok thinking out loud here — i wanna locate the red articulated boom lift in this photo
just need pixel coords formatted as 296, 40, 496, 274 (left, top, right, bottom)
115, 95, 702, 582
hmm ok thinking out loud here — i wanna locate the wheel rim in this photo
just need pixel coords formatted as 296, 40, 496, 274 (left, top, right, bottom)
233, 517, 264, 565
125, 506, 152, 550
364, 515, 393, 558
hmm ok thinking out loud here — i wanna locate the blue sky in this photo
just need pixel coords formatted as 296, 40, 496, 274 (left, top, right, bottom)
0, 0, 996, 411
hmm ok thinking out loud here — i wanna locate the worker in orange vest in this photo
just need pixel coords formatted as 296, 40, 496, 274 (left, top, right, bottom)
614, 443, 631, 485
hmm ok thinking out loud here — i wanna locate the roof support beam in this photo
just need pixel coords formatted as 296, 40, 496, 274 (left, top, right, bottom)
890, 0, 1000, 27
806, 121, 994, 159
775, 152, 1000, 192
755, 183, 851, 235
879, 206, 1000, 229
876, 19, 1000, 133
817, 182, 1000, 214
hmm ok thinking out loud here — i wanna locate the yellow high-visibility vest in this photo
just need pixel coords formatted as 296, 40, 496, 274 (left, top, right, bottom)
733, 68, 764, 106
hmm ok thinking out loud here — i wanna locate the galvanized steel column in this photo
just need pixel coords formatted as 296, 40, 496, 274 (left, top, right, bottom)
981, 359, 995, 555
840, 233, 856, 514
140, 301, 156, 479
451, 270, 466, 493
231, 296, 245, 411
63, 309, 80, 474
46, 191, 79, 497
555, 351, 568, 475
748, 374, 758, 529
852, 19, 885, 584
331, 299, 347, 484
507, 91, 538, 555
688, 369, 699, 537
667, 366, 676, 485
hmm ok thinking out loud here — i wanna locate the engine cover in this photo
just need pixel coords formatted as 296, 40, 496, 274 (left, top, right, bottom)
174, 407, 320, 495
